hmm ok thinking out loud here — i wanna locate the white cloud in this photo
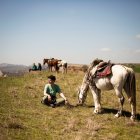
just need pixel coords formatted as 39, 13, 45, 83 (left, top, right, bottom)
100, 48, 111, 52
136, 34, 140, 39
135, 49, 140, 53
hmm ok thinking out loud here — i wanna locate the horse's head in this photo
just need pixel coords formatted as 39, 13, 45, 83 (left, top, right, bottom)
43, 59, 49, 65
77, 84, 89, 105
77, 73, 90, 105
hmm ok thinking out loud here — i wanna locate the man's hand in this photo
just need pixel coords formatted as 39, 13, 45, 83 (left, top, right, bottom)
47, 95, 51, 101
65, 99, 69, 105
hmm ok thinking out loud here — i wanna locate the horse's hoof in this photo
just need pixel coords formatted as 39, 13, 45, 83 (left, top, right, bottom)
114, 113, 120, 118
114, 111, 122, 118
94, 109, 102, 114
76, 103, 83, 106
94, 110, 98, 114
130, 115, 136, 121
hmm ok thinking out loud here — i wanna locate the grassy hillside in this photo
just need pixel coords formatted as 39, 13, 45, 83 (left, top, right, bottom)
123, 64, 140, 73
133, 64, 140, 73
0, 70, 140, 140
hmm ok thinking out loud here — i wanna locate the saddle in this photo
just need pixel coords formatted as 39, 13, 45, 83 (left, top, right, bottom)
95, 61, 114, 78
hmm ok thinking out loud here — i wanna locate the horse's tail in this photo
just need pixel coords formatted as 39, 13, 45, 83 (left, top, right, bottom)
124, 67, 136, 108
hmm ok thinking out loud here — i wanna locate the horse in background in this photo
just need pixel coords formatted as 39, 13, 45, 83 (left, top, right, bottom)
58, 60, 68, 74
43, 58, 60, 72
78, 58, 136, 121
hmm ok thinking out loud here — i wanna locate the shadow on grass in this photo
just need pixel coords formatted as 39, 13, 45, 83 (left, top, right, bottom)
102, 108, 140, 120
74, 104, 140, 121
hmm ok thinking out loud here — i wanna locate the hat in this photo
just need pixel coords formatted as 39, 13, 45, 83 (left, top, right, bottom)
48, 75, 56, 81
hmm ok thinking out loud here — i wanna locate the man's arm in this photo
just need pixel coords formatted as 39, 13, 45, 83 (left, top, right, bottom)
60, 93, 68, 103
44, 85, 51, 100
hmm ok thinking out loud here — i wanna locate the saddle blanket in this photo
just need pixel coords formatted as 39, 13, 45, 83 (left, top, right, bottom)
95, 64, 113, 78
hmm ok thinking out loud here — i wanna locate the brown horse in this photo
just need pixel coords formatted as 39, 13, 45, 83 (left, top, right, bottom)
43, 58, 60, 72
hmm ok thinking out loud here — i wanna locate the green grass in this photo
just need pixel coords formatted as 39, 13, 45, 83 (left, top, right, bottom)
0, 70, 140, 140
134, 66, 140, 73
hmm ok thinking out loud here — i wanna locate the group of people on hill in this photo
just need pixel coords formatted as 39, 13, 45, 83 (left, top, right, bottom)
29, 63, 42, 72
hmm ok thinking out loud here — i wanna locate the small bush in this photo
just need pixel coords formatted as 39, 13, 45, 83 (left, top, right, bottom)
82, 65, 88, 72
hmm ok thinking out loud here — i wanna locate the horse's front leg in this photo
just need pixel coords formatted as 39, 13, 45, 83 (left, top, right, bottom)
48, 66, 51, 72
90, 86, 102, 114
62, 67, 64, 74
65, 68, 67, 74
50, 66, 52, 72
114, 88, 125, 118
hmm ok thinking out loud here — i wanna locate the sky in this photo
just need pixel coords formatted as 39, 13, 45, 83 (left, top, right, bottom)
0, 0, 140, 66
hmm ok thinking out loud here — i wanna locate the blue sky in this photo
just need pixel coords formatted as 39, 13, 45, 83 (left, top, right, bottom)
0, 0, 140, 65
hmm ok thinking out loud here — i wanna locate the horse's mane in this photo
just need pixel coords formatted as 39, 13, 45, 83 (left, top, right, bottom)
91, 58, 103, 67
87, 58, 103, 73
83, 58, 104, 83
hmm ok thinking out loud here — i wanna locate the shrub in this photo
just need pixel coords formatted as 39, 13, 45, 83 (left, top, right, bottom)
82, 65, 88, 73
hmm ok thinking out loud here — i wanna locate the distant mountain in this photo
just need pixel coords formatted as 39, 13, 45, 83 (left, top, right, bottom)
0, 63, 29, 76
0, 63, 13, 67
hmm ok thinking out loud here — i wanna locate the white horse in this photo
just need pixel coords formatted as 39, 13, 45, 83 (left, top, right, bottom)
78, 59, 136, 121
58, 60, 68, 74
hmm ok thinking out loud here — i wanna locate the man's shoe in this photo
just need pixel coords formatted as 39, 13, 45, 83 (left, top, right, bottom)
41, 100, 44, 104
50, 104, 55, 108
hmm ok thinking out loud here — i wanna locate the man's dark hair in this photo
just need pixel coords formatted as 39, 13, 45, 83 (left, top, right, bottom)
48, 75, 56, 81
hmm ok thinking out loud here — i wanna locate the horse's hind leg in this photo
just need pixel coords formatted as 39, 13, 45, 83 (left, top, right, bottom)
124, 86, 136, 121
129, 97, 136, 121
114, 88, 125, 118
